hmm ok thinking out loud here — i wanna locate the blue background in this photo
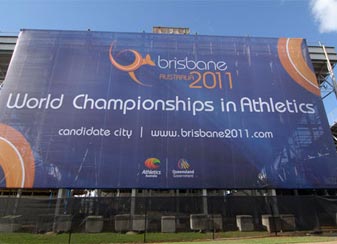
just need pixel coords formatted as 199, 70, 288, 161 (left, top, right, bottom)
0, 29, 336, 189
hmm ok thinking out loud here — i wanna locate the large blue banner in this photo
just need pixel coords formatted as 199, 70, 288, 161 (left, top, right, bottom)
0, 29, 336, 189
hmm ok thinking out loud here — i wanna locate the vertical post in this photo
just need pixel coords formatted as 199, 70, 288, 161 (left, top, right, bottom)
68, 228, 72, 244
251, 190, 259, 227
270, 189, 279, 216
294, 189, 298, 196
95, 189, 102, 215
54, 189, 66, 216
210, 195, 215, 240
175, 189, 180, 228
263, 189, 279, 235
202, 189, 209, 235
13, 189, 22, 215
53, 188, 66, 232
143, 196, 147, 243
267, 197, 277, 236
175, 189, 180, 212
314, 194, 321, 230
131, 189, 136, 215
268, 189, 278, 236
321, 45, 337, 99
202, 189, 208, 215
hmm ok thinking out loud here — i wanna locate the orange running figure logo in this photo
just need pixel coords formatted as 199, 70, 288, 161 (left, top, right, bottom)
109, 41, 155, 87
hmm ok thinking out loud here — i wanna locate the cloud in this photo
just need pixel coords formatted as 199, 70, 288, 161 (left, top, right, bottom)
310, 0, 337, 33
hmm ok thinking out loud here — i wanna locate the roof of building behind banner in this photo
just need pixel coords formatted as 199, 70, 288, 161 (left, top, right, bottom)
308, 45, 337, 85
0, 36, 16, 84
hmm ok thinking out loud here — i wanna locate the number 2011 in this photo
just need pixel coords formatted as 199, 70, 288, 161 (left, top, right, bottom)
189, 71, 233, 89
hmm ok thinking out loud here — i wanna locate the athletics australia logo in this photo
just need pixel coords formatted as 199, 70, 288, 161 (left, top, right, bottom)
172, 159, 195, 178
109, 41, 155, 87
142, 158, 161, 178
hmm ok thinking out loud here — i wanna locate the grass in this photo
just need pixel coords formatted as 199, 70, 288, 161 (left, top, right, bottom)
0, 232, 336, 244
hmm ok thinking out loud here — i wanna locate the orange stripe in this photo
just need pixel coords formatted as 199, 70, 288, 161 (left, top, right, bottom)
287, 39, 318, 88
0, 140, 24, 187
278, 38, 320, 96
0, 124, 35, 188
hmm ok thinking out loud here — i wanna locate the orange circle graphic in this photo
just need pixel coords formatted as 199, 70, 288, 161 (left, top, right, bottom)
278, 38, 319, 96
0, 124, 35, 188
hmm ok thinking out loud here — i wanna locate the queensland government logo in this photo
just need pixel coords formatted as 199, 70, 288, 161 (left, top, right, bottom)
109, 41, 155, 87
142, 158, 161, 178
172, 158, 194, 178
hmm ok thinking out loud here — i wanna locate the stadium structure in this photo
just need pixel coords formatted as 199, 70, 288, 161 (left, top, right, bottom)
0, 28, 337, 234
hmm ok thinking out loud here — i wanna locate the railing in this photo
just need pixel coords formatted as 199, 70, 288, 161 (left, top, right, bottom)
0, 195, 336, 239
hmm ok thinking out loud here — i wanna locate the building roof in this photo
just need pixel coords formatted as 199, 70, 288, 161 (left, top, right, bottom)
0, 36, 16, 83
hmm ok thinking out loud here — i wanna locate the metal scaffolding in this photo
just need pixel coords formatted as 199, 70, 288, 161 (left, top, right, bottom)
308, 44, 337, 99
308, 44, 337, 148
0, 36, 16, 84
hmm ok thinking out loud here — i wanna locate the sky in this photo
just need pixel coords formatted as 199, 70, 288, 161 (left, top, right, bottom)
1, 0, 337, 123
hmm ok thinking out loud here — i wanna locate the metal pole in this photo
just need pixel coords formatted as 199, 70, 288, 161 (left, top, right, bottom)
13, 189, 22, 215
202, 189, 208, 215
54, 189, 66, 216
322, 44, 337, 99
268, 197, 278, 236
53, 188, 66, 232
143, 197, 147, 243
131, 189, 136, 215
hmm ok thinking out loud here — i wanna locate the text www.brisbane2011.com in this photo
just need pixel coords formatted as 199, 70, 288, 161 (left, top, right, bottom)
149, 128, 274, 139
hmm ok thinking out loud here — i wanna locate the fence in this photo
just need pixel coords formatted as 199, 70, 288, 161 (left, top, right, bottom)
0, 195, 336, 239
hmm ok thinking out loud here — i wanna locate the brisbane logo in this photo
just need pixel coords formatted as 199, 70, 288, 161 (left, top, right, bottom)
109, 41, 155, 87
109, 40, 233, 91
